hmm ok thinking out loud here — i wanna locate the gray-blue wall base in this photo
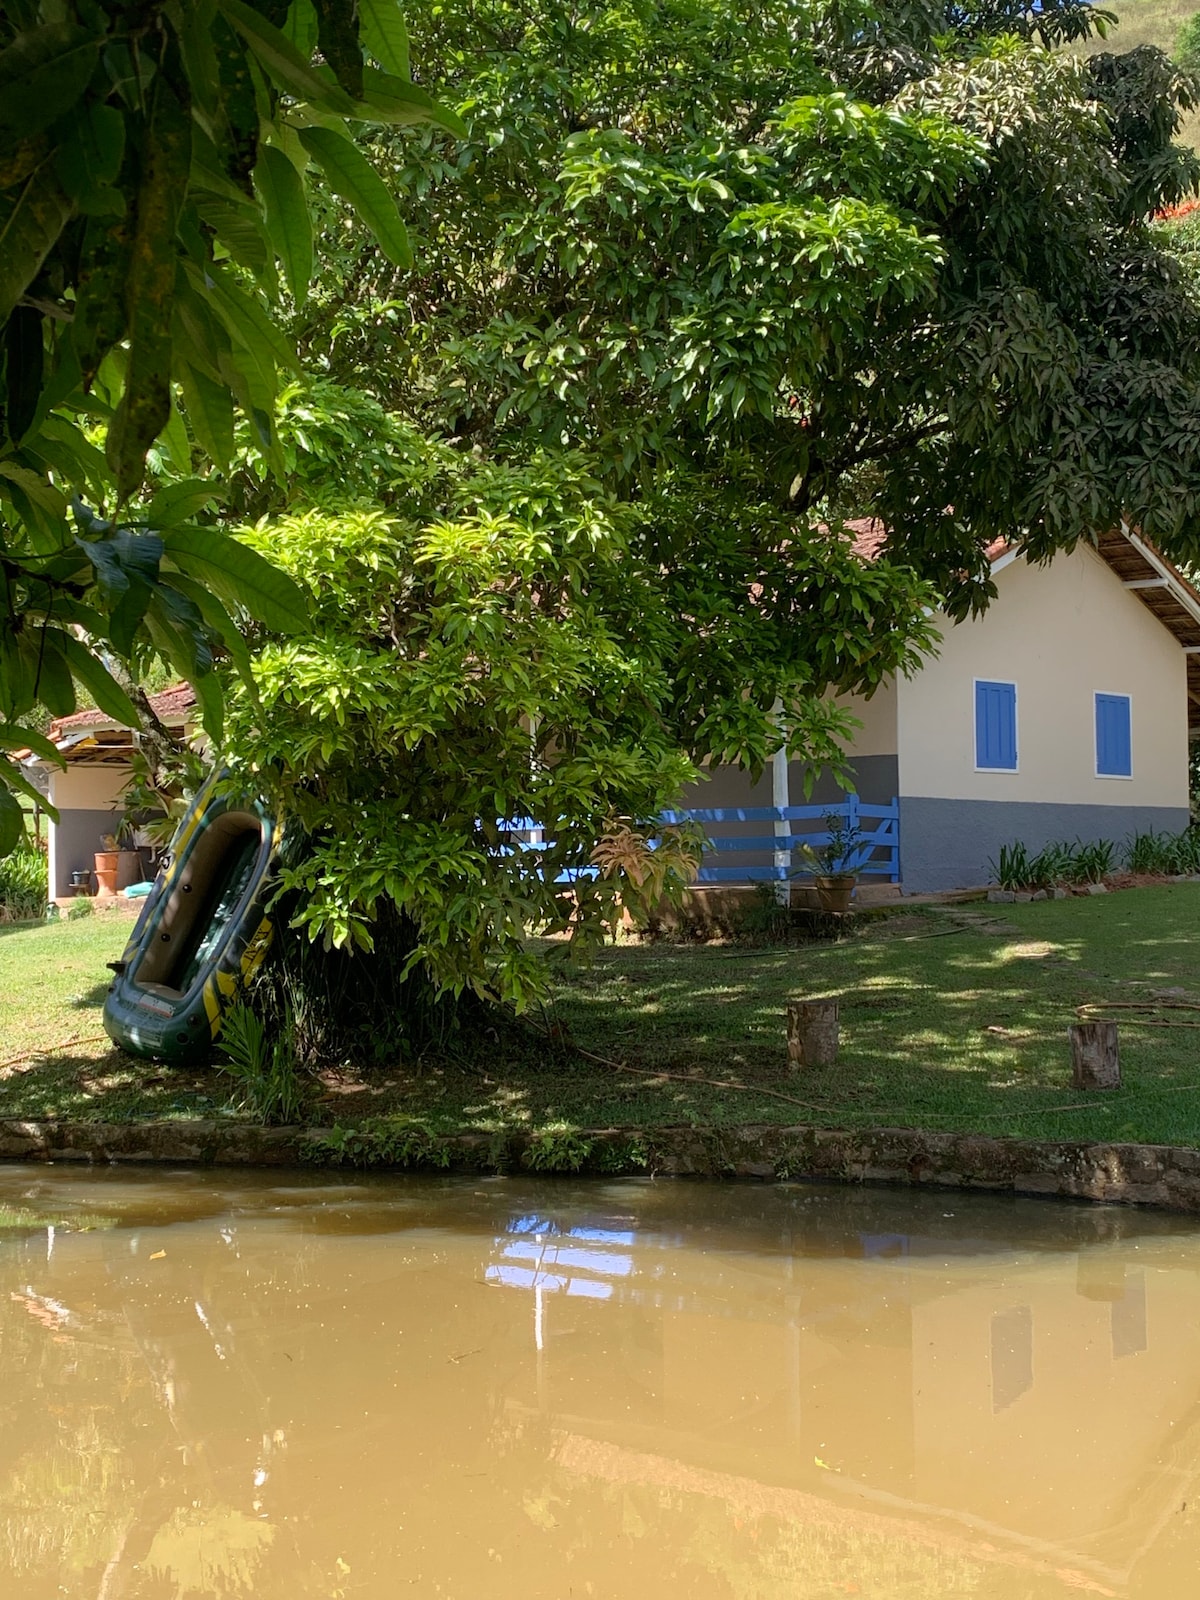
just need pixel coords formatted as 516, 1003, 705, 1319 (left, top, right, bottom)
899, 797, 1192, 893
794, 754, 898, 809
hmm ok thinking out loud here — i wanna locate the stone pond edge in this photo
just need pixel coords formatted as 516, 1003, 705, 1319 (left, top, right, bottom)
2, 1118, 1200, 1211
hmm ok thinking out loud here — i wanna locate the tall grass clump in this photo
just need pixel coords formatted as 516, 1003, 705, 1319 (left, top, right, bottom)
0, 845, 48, 921
1126, 828, 1200, 876
216, 1005, 306, 1125
990, 837, 1117, 890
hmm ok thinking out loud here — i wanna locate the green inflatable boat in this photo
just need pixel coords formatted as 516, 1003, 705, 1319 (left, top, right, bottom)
103, 776, 282, 1062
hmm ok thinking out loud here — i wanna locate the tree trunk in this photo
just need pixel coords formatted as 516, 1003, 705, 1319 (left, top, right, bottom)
787, 999, 839, 1068
1069, 1021, 1120, 1090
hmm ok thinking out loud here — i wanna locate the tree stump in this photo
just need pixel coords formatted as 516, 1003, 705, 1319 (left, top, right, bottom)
1069, 1021, 1120, 1090
787, 1000, 839, 1068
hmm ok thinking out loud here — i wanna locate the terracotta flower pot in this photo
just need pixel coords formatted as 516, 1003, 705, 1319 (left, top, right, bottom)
815, 872, 856, 913
93, 850, 121, 897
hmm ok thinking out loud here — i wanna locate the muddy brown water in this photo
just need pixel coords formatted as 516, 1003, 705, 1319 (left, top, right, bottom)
1, 1171, 1199, 1598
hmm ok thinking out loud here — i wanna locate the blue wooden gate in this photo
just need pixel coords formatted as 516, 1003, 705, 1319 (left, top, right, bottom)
502, 793, 900, 885
661, 792, 900, 885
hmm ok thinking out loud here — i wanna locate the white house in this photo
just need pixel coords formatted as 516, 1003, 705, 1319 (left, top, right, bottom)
680, 524, 1198, 893
27, 685, 196, 902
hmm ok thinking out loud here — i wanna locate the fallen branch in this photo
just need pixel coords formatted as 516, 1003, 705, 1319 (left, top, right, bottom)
572, 1044, 829, 1115
1078, 999, 1200, 1012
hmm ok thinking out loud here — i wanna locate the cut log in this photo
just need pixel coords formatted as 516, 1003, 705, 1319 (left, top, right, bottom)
1069, 1021, 1120, 1090
787, 999, 839, 1068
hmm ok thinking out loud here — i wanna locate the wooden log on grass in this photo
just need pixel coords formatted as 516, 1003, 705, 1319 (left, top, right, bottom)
787, 999, 839, 1068
1069, 1020, 1120, 1090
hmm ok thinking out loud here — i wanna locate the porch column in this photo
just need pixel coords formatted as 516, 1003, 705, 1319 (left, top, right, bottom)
772, 701, 790, 906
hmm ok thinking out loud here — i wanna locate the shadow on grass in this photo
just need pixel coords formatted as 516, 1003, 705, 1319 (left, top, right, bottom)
68, 982, 112, 1010
0, 1049, 226, 1124
527, 900, 1200, 1145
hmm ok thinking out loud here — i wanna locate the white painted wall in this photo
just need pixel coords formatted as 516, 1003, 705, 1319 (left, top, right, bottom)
835, 681, 898, 758
47, 764, 129, 811
895, 546, 1189, 807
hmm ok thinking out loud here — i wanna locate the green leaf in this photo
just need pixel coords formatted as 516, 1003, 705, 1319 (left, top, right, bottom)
191, 670, 225, 745
144, 480, 223, 527
359, 0, 409, 78
70, 215, 134, 390
0, 629, 35, 724
0, 724, 61, 763
163, 570, 256, 690
53, 102, 125, 205
54, 632, 140, 728
0, 787, 22, 858
176, 361, 236, 472
145, 586, 214, 682
30, 631, 77, 718
196, 261, 297, 373
160, 525, 310, 633
0, 23, 101, 141
283, 0, 319, 58
357, 68, 467, 137
0, 173, 74, 326
191, 190, 273, 280
0, 462, 68, 519
219, 0, 356, 116
298, 125, 412, 267
255, 144, 314, 302
106, 75, 192, 498
313, 0, 363, 100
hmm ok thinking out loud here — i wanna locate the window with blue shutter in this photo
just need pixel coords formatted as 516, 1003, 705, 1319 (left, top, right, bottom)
975, 680, 1018, 771
1095, 694, 1132, 778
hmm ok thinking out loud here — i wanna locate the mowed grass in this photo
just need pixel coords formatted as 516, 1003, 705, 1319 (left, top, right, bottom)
4, 889, 1200, 1146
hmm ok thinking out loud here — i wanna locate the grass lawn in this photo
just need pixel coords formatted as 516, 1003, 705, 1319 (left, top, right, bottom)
4, 887, 1200, 1146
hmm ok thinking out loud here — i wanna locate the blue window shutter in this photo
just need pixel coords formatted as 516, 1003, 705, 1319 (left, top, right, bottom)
1096, 694, 1132, 777
975, 681, 1017, 770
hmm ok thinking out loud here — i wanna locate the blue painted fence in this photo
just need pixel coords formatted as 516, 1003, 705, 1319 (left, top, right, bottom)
503, 793, 901, 886
661, 792, 900, 884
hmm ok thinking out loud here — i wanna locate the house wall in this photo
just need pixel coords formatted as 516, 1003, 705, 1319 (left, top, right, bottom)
807, 681, 899, 806
678, 682, 900, 814
46, 764, 130, 900
897, 547, 1191, 890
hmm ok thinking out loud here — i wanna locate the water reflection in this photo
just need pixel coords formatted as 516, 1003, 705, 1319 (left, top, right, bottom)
0, 1171, 1198, 1596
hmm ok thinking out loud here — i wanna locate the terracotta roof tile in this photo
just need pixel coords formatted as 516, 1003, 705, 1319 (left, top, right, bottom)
842, 517, 1008, 565
46, 683, 196, 740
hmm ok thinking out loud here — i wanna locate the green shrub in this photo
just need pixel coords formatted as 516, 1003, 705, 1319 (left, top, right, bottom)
524, 1127, 594, 1173
0, 846, 48, 920
216, 1005, 306, 1125
302, 1116, 452, 1169
1177, 15, 1200, 68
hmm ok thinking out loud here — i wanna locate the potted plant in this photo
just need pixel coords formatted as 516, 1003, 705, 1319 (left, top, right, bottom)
796, 810, 864, 913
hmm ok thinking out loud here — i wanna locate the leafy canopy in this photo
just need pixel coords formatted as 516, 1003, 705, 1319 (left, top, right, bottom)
0, 0, 455, 851
225, 404, 937, 1015
303, 0, 1200, 617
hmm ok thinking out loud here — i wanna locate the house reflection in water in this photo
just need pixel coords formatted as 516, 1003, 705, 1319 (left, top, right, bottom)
484, 1209, 1200, 1596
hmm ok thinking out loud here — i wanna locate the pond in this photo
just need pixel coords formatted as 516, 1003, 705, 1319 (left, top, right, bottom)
0, 1167, 1197, 1598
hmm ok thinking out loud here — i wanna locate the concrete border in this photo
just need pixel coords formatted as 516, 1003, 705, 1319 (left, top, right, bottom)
4, 1119, 1200, 1212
